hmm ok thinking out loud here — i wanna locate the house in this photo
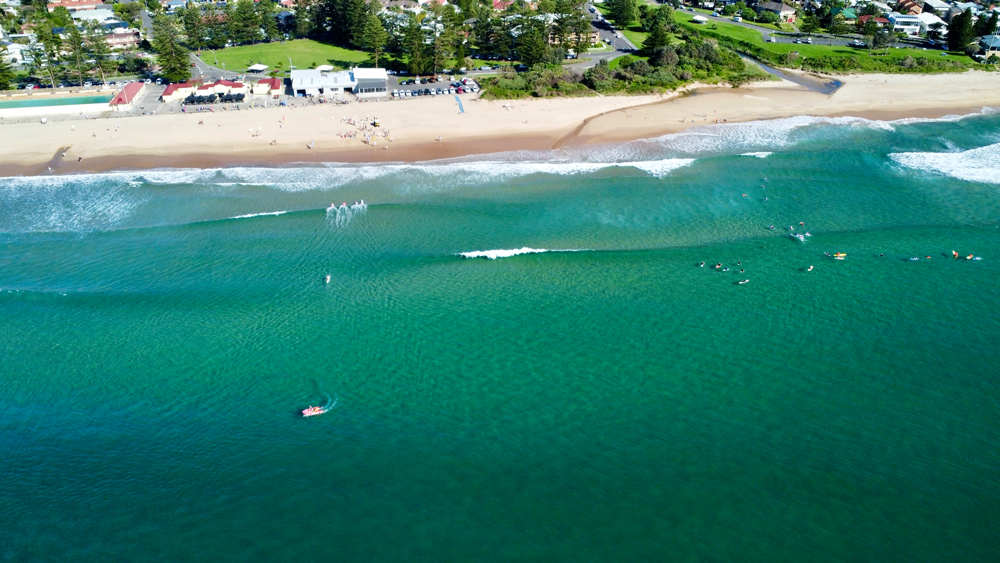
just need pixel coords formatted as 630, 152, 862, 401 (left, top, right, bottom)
888, 12, 920, 34
492, 0, 512, 10
896, 0, 921, 14
1, 41, 27, 65
921, 0, 948, 16
106, 30, 141, 49
252, 77, 284, 97
165, 0, 185, 11
758, 2, 797, 22
548, 29, 600, 46
831, 6, 857, 23
859, 14, 890, 26
980, 35, 1000, 57
47, 0, 104, 12
161, 82, 197, 102
110, 81, 145, 111
70, 8, 117, 22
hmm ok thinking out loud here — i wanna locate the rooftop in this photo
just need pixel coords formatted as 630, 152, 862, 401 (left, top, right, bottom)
110, 82, 143, 105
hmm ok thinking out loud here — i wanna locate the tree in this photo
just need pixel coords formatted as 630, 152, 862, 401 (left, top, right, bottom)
0, 45, 15, 91
607, 0, 637, 29
402, 14, 428, 75
114, 2, 142, 26
926, 21, 945, 41
948, 9, 974, 52
181, 6, 206, 50
641, 20, 669, 55
830, 14, 850, 35
756, 10, 779, 24
27, 44, 59, 87
230, 0, 261, 45
152, 15, 190, 82
257, 0, 279, 41
517, 23, 550, 66
63, 24, 88, 86
85, 21, 115, 85
799, 13, 821, 34
360, 11, 388, 67
976, 11, 998, 37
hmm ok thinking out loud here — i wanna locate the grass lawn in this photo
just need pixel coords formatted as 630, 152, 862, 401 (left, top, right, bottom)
205, 39, 370, 74
608, 54, 649, 70
673, 11, 975, 65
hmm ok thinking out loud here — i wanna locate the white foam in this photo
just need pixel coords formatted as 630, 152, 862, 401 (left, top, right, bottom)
889, 142, 1000, 184
326, 200, 368, 228
228, 211, 289, 220
460, 248, 549, 259
624, 159, 696, 177
741, 152, 773, 158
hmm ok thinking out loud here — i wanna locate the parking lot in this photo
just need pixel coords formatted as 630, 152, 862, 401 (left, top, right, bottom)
389, 75, 481, 99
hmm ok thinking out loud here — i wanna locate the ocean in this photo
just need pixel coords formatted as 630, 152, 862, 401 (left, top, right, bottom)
2, 110, 998, 562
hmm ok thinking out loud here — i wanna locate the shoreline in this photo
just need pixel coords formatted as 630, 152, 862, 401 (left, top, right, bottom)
3, 70, 1000, 176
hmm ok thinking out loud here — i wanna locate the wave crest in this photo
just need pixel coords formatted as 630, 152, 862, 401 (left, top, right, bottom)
889, 142, 1000, 184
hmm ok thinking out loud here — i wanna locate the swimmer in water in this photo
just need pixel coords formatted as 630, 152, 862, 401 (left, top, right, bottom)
699, 262, 705, 267
808, 266, 813, 271
325, 275, 331, 284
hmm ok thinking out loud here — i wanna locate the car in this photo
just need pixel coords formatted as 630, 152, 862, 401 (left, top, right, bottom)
805, 37, 813, 44
768, 37, 776, 43
794, 38, 801, 43
733, 15, 741, 21
83, 81, 93, 87
191, 62, 197, 66
155, 78, 162, 84
387, 70, 396, 75
144, 79, 152, 84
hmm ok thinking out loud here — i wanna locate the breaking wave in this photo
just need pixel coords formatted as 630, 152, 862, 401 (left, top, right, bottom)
326, 200, 367, 228
889, 142, 1000, 185
741, 152, 773, 158
460, 248, 550, 259
228, 211, 289, 220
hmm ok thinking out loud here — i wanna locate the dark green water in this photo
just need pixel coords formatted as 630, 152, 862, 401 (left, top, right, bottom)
2, 113, 998, 561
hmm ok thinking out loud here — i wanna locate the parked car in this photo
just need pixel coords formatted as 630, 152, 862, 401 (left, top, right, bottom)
83, 81, 93, 87
805, 37, 813, 44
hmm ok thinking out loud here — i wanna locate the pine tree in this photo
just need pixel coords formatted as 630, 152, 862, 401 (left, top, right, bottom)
181, 6, 206, 50
231, 0, 261, 45
258, 0, 279, 41
152, 15, 191, 83
360, 12, 388, 67
64, 24, 87, 86
948, 9, 974, 51
85, 22, 115, 85
641, 20, 669, 55
0, 46, 15, 91
976, 11, 998, 37
607, 0, 638, 29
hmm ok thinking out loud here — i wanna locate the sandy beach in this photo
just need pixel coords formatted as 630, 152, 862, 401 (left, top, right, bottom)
2, 70, 1000, 175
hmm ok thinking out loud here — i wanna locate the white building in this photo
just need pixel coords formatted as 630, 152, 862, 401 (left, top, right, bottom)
921, 0, 948, 16
889, 12, 922, 35
71, 8, 118, 23
290, 67, 388, 98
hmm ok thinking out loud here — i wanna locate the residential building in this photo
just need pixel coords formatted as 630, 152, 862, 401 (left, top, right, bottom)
896, 0, 921, 14
548, 30, 600, 46
106, 30, 141, 49
921, 0, 948, 16
70, 8, 117, 22
47, 0, 104, 12
758, 1, 797, 22
888, 12, 921, 34
980, 35, 1000, 56
831, 6, 857, 23
859, 14, 891, 26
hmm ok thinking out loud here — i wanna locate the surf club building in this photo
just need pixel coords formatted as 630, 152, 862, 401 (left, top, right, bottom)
290, 67, 388, 99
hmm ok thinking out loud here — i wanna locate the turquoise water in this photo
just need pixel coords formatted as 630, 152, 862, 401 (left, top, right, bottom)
0, 94, 112, 109
2, 111, 999, 561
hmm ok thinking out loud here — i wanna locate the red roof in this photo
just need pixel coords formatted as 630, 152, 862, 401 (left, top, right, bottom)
162, 82, 192, 96
258, 78, 282, 90
493, 0, 512, 9
110, 82, 143, 105
859, 15, 890, 23
214, 79, 245, 88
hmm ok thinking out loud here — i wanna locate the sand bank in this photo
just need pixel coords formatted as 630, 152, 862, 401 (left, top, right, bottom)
2, 70, 999, 175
